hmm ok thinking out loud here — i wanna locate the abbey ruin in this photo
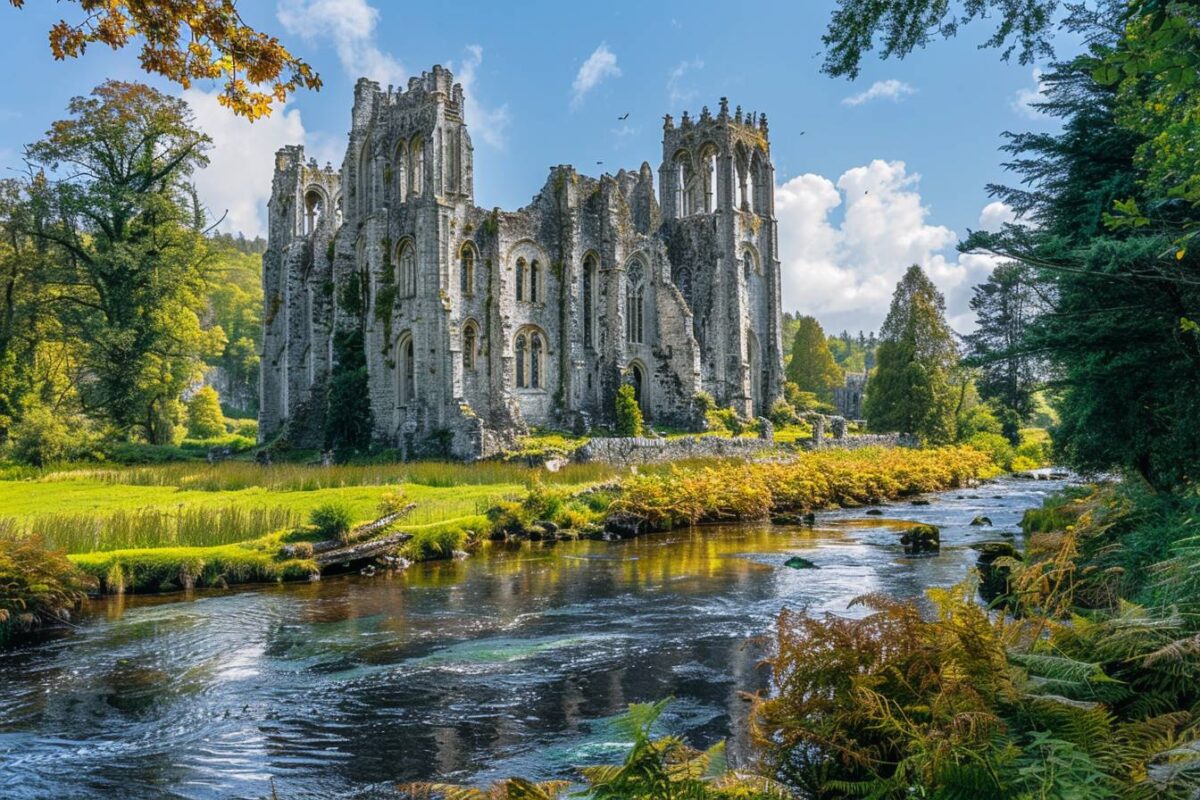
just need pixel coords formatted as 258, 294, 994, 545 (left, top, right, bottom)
260, 66, 785, 458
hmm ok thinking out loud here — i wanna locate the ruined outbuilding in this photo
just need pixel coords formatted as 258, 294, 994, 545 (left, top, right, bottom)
260, 66, 785, 458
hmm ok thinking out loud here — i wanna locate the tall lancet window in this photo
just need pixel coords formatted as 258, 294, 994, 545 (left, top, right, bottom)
626, 261, 645, 344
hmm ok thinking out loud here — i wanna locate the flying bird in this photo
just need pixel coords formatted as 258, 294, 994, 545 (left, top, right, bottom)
618, 112, 630, 120
596, 161, 604, 165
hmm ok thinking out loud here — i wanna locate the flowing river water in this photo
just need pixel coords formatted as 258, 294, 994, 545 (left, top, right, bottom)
0, 475, 1069, 799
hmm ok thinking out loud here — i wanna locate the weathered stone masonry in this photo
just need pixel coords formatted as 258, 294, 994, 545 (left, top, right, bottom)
260, 66, 786, 458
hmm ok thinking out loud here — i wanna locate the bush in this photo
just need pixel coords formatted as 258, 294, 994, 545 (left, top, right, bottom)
186, 386, 226, 439
0, 534, 95, 643
8, 406, 92, 467
230, 418, 258, 439
309, 502, 354, 543
768, 398, 799, 427
615, 383, 644, 437
966, 432, 1016, 471
692, 391, 717, 414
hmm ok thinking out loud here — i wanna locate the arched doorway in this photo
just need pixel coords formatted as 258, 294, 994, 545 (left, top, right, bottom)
630, 362, 647, 416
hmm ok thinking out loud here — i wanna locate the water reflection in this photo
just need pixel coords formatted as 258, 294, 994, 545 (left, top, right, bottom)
0, 477, 1066, 799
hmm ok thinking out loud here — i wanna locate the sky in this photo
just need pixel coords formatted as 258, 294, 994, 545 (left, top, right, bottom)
0, 0, 1069, 333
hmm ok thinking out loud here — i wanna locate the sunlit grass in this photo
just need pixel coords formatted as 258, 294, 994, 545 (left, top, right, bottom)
0, 505, 301, 553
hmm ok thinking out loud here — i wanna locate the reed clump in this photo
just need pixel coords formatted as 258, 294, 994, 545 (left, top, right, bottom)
0, 505, 302, 553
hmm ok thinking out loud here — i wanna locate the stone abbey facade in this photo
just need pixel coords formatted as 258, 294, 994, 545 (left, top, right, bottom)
260, 66, 785, 458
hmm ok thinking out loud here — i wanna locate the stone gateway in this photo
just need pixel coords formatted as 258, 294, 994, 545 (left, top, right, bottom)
260, 66, 785, 458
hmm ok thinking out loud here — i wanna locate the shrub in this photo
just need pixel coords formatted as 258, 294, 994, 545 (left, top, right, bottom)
966, 431, 1016, 471
186, 386, 226, 439
9, 406, 76, 467
309, 502, 354, 543
377, 489, 409, 516
615, 383, 644, 437
0, 534, 95, 643
230, 418, 258, 439
768, 398, 798, 426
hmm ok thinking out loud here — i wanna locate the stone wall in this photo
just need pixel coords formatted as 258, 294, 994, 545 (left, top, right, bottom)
574, 435, 774, 465
574, 430, 917, 465
801, 432, 919, 451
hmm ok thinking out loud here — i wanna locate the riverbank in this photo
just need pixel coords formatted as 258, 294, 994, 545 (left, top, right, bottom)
0, 473, 1064, 796
1, 445, 998, 642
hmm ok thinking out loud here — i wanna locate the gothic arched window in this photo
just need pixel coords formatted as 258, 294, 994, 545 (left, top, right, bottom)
460, 243, 476, 296
398, 331, 415, 403
358, 134, 373, 216
393, 139, 407, 198
583, 253, 598, 348
673, 151, 693, 217
530, 332, 543, 389
514, 327, 546, 389
515, 333, 527, 388
626, 261, 645, 344
516, 257, 527, 301
463, 321, 478, 370
700, 144, 718, 212
397, 240, 417, 298
529, 260, 540, 303
409, 136, 424, 196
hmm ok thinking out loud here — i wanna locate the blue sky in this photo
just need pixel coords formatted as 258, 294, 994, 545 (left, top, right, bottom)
0, 0, 1066, 332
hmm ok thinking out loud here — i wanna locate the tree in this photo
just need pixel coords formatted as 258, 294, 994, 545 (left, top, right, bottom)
186, 385, 225, 438
964, 262, 1042, 425
968, 48, 1200, 489
786, 316, 843, 400
615, 383, 644, 437
25, 81, 222, 443
820, 0, 1062, 80
865, 265, 959, 444
6, 0, 321, 119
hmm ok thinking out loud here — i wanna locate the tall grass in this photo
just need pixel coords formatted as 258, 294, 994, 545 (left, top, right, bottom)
42, 459, 618, 492
0, 505, 301, 553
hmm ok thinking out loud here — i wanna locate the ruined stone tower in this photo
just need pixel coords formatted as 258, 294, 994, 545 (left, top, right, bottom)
260, 67, 786, 458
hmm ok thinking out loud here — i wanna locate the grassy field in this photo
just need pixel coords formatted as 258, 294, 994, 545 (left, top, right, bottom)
0, 443, 1002, 602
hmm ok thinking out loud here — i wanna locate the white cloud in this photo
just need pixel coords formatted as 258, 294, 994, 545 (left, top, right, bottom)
571, 43, 620, 109
185, 89, 339, 238
979, 200, 1016, 230
276, 0, 405, 86
776, 160, 997, 333
666, 58, 704, 108
450, 45, 510, 150
0, 109, 20, 121
842, 79, 916, 107
1011, 68, 1047, 117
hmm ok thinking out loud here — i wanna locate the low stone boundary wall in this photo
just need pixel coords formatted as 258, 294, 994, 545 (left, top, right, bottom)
574, 435, 774, 465
803, 432, 918, 451
574, 430, 917, 465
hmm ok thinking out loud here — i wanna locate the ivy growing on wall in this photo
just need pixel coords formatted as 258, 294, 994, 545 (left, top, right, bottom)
324, 328, 373, 450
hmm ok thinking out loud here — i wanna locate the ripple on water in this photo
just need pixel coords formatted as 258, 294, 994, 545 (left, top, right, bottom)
0, 475, 1074, 799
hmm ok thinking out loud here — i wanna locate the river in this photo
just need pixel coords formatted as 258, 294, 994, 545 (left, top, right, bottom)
0, 475, 1068, 799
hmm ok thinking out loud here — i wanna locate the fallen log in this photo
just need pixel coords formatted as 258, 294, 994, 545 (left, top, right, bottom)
313, 530, 414, 568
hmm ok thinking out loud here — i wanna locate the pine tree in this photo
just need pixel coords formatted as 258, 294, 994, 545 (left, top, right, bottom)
964, 263, 1041, 426
865, 265, 959, 444
786, 316, 843, 400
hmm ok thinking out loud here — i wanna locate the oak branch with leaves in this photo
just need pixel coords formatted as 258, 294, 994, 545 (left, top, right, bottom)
8, 0, 321, 119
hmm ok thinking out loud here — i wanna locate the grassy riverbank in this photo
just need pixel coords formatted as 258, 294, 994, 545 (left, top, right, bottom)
1, 445, 998, 642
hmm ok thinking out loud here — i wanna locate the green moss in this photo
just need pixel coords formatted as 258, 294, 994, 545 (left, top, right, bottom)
70, 544, 316, 593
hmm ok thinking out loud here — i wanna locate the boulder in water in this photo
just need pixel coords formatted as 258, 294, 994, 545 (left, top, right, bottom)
866, 509, 884, 516
900, 524, 940, 556
784, 556, 819, 569
970, 515, 993, 527
911, 498, 931, 506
